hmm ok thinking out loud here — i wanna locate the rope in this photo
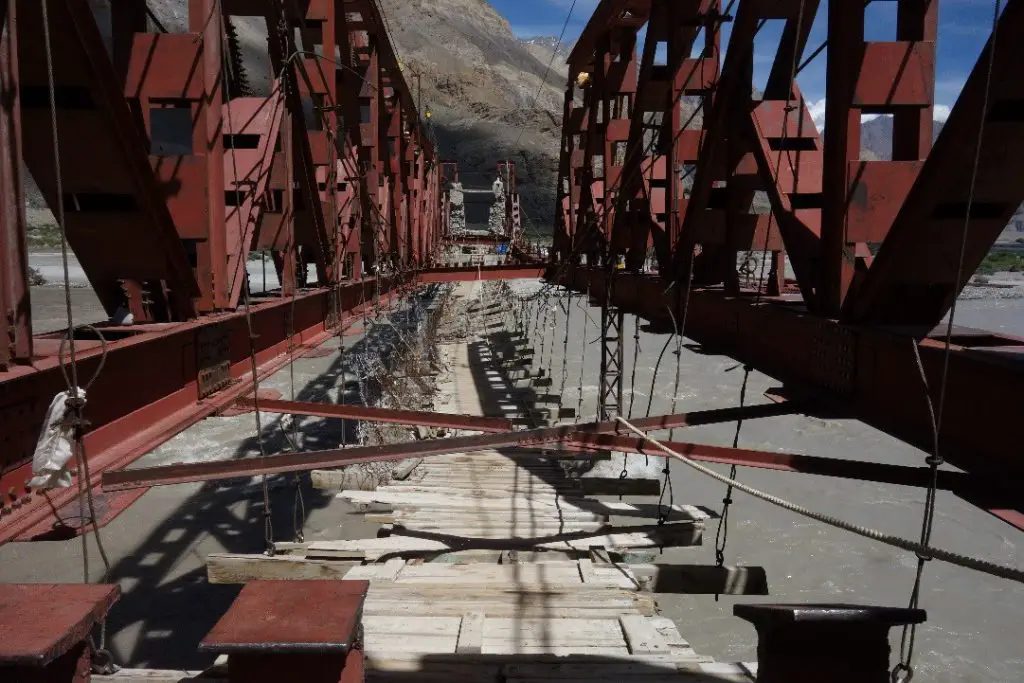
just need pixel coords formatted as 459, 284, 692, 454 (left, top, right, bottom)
40, 2, 115, 672
612, 416, 1024, 584
221, 5, 274, 554
892, 4, 1004, 680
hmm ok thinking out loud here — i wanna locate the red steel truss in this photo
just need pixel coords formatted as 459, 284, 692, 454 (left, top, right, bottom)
0, 0, 460, 543
550, 0, 1024, 526
2, 0, 1023, 545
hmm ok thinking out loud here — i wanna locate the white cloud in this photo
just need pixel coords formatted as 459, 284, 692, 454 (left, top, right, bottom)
934, 104, 951, 122
807, 97, 827, 129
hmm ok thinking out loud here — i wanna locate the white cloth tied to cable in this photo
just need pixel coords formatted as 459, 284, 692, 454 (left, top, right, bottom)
29, 388, 86, 490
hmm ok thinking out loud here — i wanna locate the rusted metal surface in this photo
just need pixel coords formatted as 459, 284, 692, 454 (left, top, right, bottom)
734, 603, 926, 683
200, 580, 368, 683
238, 397, 515, 433
0, 583, 118, 667
201, 580, 368, 654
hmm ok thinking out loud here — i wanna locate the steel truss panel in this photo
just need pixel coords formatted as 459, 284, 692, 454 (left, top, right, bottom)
847, 1, 1024, 327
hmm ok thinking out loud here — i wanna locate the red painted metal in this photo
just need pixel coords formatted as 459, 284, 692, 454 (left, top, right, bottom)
0, 583, 119, 682
238, 397, 514, 433
101, 404, 806, 491
101, 422, 578, 490
847, 1, 1024, 326
564, 433, 1006, 493
820, 0, 937, 315
0, 0, 446, 543
554, 266, 1024, 525
0, 0, 31, 370
200, 580, 368, 683
417, 265, 546, 283
550, 1, 1024, 531
0, 278, 411, 545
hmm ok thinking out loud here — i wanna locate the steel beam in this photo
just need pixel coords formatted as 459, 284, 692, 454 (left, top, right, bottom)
100, 403, 809, 491
564, 432, 1008, 492
846, 1, 1024, 327
102, 423, 579, 491
417, 265, 546, 282
0, 583, 119, 682
0, 0, 31, 369
236, 397, 514, 433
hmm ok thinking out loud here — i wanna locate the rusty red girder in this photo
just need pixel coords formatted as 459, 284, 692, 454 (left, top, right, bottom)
99, 402, 806, 491
552, 0, 1024, 529
238, 396, 514, 432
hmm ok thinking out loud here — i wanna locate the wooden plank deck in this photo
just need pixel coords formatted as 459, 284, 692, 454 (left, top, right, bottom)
192, 284, 757, 682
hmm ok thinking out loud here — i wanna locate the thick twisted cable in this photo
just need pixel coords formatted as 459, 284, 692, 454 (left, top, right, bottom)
613, 416, 1024, 584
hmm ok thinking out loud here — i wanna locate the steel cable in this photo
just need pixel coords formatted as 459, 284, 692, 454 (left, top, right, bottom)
613, 417, 1024, 584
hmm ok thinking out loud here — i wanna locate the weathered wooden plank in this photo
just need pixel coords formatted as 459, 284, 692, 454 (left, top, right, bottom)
339, 491, 707, 522
619, 615, 672, 654
456, 612, 485, 654
344, 557, 407, 581
363, 615, 462, 654
205, 553, 358, 584
578, 477, 661, 496
306, 524, 701, 560
94, 672, 216, 683
310, 467, 382, 491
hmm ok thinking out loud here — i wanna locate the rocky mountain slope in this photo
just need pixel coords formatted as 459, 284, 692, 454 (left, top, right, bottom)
859, 116, 945, 161
376, 0, 565, 233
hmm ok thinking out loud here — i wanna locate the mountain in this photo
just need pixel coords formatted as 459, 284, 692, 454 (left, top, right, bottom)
518, 35, 572, 76
859, 116, 945, 161
376, 0, 565, 234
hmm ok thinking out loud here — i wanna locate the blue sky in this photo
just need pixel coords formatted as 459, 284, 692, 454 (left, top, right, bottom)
494, 0, 1001, 123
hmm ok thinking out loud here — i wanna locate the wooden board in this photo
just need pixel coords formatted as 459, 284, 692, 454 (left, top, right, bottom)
306, 524, 701, 561
206, 553, 358, 584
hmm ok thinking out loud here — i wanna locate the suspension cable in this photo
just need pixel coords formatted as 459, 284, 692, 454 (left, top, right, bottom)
222, 5, 275, 553
614, 416, 1024, 584
40, 2, 116, 672
892, 3, 1004, 680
